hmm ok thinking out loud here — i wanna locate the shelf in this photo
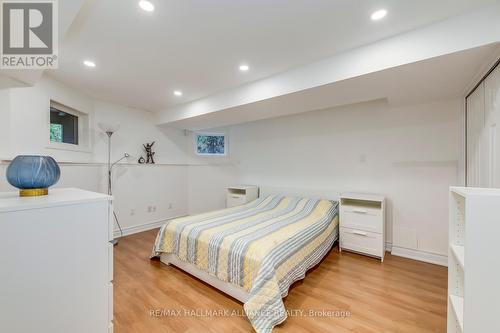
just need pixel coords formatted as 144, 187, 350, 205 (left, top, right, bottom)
450, 186, 500, 197
450, 245, 465, 270
449, 295, 464, 332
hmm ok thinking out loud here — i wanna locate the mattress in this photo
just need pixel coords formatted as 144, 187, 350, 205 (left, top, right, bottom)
151, 195, 339, 333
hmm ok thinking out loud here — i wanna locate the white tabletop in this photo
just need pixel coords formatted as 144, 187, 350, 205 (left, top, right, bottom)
227, 185, 259, 190
0, 188, 112, 212
450, 186, 500, 197
340, 192, 385, 202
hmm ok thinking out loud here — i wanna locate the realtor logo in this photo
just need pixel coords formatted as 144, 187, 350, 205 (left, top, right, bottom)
1, 0, 58, 69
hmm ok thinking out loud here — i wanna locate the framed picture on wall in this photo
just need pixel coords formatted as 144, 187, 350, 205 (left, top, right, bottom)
195, 133, 227, 156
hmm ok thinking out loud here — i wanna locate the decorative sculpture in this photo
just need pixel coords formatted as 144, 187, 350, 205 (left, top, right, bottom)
138, 156, 146, 164
143, 141, 156, 164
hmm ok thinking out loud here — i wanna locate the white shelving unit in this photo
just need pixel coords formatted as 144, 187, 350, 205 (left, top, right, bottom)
448, 187, 500, 333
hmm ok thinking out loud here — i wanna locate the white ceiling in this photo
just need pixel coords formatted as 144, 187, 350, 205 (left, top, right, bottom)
166, 44, 499, 130
48, 0, 498, 111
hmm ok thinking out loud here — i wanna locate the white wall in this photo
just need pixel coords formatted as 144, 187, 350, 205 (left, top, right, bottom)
187, 164, 238, 215
0, 89, 10, 159
187, 99, 461, 259
2, 78, 189, 164
0, 75, 190, 236
0, 74, 462, 260
184, 130, 238, 214
92, 101, 188, 164
91, 101, 190, 234
6, 77, 94, 162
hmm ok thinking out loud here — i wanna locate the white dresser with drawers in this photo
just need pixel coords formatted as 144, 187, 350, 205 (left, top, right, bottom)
339, 192, 386, 261
0, 188, 114, 333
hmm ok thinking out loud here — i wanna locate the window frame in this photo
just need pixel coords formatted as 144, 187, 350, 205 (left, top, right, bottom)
47, 100, 91, 153
194, 132, 228, 157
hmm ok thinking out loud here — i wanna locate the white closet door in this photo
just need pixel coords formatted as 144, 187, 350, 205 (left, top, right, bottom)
466, 83, 485, 187
484, 65, 500, 188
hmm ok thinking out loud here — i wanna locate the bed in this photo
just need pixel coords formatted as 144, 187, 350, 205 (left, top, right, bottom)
151, 195, 339, 333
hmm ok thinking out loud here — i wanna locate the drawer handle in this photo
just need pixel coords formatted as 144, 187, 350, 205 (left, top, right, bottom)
232, 196, 241, 199
352, 209, 368, 214
352, 230, 368, 236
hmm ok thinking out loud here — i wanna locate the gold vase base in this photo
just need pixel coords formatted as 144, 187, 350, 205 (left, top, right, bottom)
20, 188, 49, 197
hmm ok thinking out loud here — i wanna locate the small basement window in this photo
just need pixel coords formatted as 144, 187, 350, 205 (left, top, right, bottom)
195, 133, 226, 156
48, 101, 90, 152
50, 107, 79, 145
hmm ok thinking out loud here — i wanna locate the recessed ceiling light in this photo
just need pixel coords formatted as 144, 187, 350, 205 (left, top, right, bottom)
239, 64, 249, 72
139, 0, 155, 12
83, 60, 96, 68
173, 90, 183, 96
371, 9, 387, 21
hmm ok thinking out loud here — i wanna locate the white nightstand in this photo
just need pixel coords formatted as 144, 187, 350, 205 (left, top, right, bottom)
226, 186, 259, 208
339, 192, 386, 261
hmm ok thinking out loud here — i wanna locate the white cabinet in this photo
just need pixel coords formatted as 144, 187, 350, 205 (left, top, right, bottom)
467, 63, 500, 187
339, 193, 385, 261
448, 187, 500, 333
0, 188, 113, 333
226, 186, 259, 208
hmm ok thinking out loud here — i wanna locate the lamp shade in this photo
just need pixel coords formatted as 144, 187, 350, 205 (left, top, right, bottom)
6, 155, 61, 197
98, 122, 120, 134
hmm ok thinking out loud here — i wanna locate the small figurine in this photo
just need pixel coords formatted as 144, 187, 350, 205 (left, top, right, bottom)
144, 141, 155, 164
138, 156, 146, 164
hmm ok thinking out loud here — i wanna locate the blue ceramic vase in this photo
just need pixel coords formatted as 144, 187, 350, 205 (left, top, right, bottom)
6, 155, 61, 197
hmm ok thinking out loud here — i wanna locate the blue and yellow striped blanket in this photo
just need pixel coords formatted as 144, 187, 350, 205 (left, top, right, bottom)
152, 195, 339, 333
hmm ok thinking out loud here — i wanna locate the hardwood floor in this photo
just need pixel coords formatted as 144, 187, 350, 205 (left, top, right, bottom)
114, 229, 447, 333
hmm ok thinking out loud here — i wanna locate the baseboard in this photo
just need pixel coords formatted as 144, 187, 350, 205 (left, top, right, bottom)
391, 246, 448, 267
385, 242, 393, 252
113, 215, 185, 238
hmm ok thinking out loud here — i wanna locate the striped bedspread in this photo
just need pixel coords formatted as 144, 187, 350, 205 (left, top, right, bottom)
151, 195, 339, 333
